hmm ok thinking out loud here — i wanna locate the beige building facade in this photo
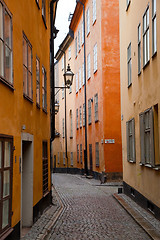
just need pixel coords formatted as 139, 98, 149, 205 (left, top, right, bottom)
120, 0, 160, 218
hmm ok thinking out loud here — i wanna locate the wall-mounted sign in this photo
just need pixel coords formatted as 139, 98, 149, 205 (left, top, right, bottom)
105, 139, 115, 144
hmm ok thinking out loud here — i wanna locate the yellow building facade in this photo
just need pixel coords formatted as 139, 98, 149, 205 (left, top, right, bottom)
120, 0, 160, 219
0, 0, 57, 238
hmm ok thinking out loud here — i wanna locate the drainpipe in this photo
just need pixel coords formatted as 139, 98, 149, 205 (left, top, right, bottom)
76, 0, 88, 175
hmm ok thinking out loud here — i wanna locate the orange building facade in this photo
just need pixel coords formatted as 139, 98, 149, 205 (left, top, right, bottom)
0, 0, 57, 238
53, 0, 122, 180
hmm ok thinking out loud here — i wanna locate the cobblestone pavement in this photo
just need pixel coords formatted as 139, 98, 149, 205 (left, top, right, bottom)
46, 174, 151, 240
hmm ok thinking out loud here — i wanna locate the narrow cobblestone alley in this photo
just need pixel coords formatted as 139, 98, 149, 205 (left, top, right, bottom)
44, 174, 151, 240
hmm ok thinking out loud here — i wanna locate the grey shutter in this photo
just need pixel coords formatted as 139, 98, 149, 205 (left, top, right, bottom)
149, 107, 155, 167
132, 118, 136, 162
139, 113, 145, 164
126, 121, 130, 161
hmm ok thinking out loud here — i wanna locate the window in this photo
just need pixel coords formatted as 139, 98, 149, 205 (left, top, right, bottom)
69, 84, 72, 94
81, 22, 84, 45
75, 36, 77, 57
88, 99, 92, 124
82, 63, 84, 86
127, 43, 131, 86
143, 7, 149, 66
152, 0, 156, 55
126, 0, 131, 10
68, 46, 71, 60
140, 107, 155, 167
76, 109, 78, 129
83, 103, 85, 126
79, 68, 81, 89
95, 142, 99, 166
58, 152, 60, 164
0, 137, 13, 238
23, 34, 33, 99
42, 141, 48, 195
70, 110, 73, 138
77, 144, 79, 163
36, 57, 40, 106
86, 8, 90, 35
42, 0, 46, 23
0, 3, 13, 85
76, 73, 78, 93
80, 106, 82, 128
94, 93, 98, 122
70, 152, 73, 166
87, 53, 91, 80
126, 118, 136, 162
78, 29, 81, 52
93, 43, 97, 73
138, 24, 141, 74
92, 0, 96, 24
63, 152, 65, 165
62, 118, 65, 138
80, 144, 82, 164
42, 66, 47, 111
35, 0, 40, 8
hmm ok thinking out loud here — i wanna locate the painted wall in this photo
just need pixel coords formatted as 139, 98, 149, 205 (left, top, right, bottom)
0, 0, 51, 232
120, 0, 160, 207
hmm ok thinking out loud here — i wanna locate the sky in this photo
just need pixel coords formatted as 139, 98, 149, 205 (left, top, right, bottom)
54, 0, 76, 54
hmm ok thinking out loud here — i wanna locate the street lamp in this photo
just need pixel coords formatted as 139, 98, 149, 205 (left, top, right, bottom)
63, 64, 74, 88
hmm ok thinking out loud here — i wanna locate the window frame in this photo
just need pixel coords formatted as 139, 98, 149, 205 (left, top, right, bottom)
86, 8, 90, 36
127, 42, 132, 87
36, 57, 40, 107
87, 53, 91, 80
92, 0, 96, 24
75, 36, 77, 58
70, 152, 73, 166
143, 6, 150, 67
152, 0, 157, 56
0, 135, 13, 238
77, 144, 79, 163
80, 106, 82, 128
23, 33, 33, 101
83, 103, 85, 126
80, 144, 82, 164
70, 110, 73, 138
79, 67, 81, 90
42, 0, 46, 26
93, 43, 97, 73
76, 72, 78, 93
95, 142, 99, 167
76, 109, 79, 129
62, 118, 65, 138
0, 2, 13, 88
126, 0, 131, 11
138, 24, 141, 75
94, 93, 98, 122
88, 99, 92, 125
42, 65, 47, 112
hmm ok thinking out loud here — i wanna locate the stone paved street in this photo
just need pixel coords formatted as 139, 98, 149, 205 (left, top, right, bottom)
45, 174, 151, 240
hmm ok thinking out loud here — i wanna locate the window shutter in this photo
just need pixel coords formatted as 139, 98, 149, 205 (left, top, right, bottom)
149, 107, 155, 167
139, 113, 145, 164
132, 118, 136, 162
126, 121, 130, 161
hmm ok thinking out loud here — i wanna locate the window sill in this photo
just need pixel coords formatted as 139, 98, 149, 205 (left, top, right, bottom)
42, 15, 47, 29
43, 191, 49, 198
138, 70, 141, 76
0, 77, 14, 91
80, 126, 82, 129
35, 0, 40, 9
94, 69, 98, 74
92, 19, 96, 26
128, 82, 132, 88
70, 136, 73, 139
126, 1, 131, 11
143, 60, 150, 70
128, 160, 136, 163
88, 122, 92, 125
0, 227, 13, 240
152, 51, 157, 59
95, 119, 99, 123
87, 32, 90, 37
23, 94, 33, 103
87, 76, 91, 81
36, 103, 40, 109
42, 108, 47, 114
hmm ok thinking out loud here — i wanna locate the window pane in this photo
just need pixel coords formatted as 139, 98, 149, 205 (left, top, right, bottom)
23, 66, 27, 95
0, 3, 3, 39
143, 15, 146, 32
28, 72, 32, 99
147, 9, 149, 26
2, 199, 9, 229
4, 11, 11, 48
3, 170, 10, 197
5, 46, 12, 83
0, 40, 4, 77
4, 142, 11, 168
153, 0, 156, 15
28, 45, 32, 72
23, 38, 27, 67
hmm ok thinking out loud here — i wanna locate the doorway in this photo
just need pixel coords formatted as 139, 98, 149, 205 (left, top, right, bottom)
21, 139, 33, 228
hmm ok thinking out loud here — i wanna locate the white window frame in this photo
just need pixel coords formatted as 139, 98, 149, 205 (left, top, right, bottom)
152, 0, 157, 56
82, 63, 84, 85
76, 72, 78, 93
94, 93, 98, 122
80, 106, 82, 128
88, 99, 92, 124
126, 118, 136, 163
79, 68, 81, 89
76, 109, 78, 129
68, 46, 71, 60
92, 0, 96, 24
87, 53, 91, 80
127, 43, 131, 86
81, 21, 84, 45
78, 29, 81, 52
70, 152, 73, 166
75, 36, 78, 57
93, 43, 97, 73
138, 24, 141, 74
95, 142, 99, 167
143, 7, 149, 67
86, 8, 90, 35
